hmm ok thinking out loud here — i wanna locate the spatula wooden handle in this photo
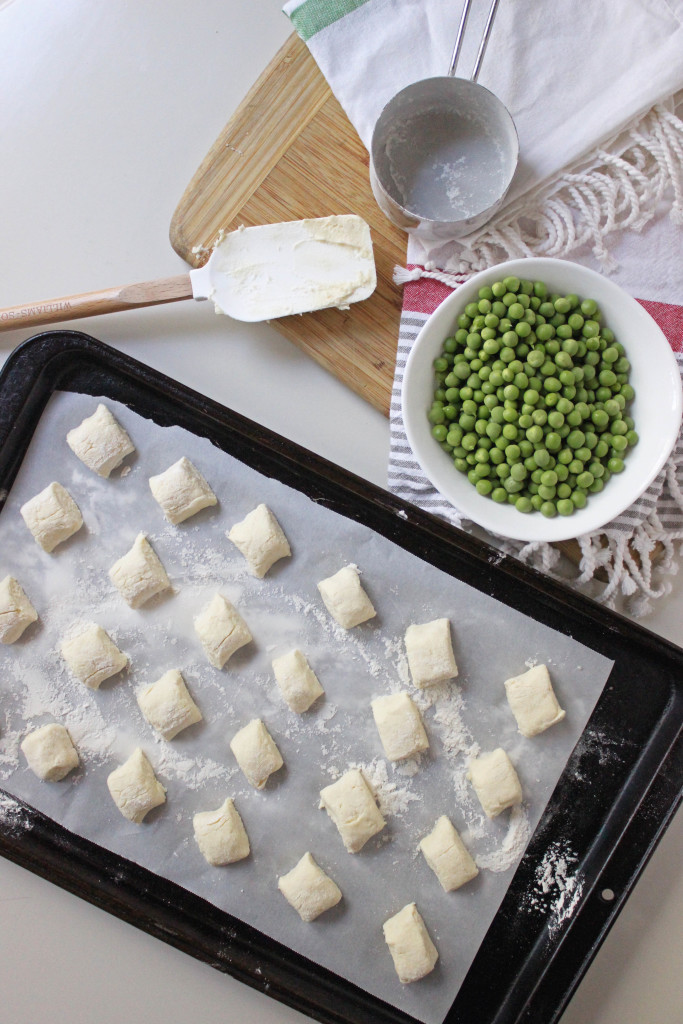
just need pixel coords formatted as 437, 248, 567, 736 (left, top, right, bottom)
0, 274, 193, 333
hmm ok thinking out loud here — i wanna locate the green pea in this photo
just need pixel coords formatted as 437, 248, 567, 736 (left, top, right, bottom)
432, 282, 635, 517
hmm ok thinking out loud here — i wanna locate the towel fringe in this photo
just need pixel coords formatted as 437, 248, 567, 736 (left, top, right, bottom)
396, 102, 683, 284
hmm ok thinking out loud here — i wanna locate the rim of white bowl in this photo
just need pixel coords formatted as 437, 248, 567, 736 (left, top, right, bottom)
402, 257, 683, 543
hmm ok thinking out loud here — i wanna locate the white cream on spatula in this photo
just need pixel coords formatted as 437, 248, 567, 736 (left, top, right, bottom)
0, 215, 376, 332
190, 215, 377, 321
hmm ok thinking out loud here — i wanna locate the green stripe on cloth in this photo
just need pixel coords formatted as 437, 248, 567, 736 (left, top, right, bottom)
288, 0, 371, 41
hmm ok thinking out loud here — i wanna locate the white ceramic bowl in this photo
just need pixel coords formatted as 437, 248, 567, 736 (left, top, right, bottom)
402, 257, 682, 543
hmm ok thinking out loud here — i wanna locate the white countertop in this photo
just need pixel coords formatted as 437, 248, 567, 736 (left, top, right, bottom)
0, 2, 681, 1021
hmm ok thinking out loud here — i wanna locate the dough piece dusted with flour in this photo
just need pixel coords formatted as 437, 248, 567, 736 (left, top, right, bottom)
66, 403, 135, 477
383, 903, 439, 984
272, 649, 324, 713
137, 670, 202, 740
230, 719, 283, 789
419, 815, 478, 891
109, 533, 171, 608
20, 482, 83, 552
228, 504, 291, 578
61, 623, 128, 689
193, 798, 250, 865
21, 723, 79, 781
0, 576, 38, 644
278, 852, 342, 921
371, 692, 429, 761
194, 593, 252, 668
319, 768, 385, 853
504, 664, 566, 737
468, 748, 522, 818
149, 457, 217, 525
404, 618, 457, 688
107, 747, 166, 823
317, 565, 376, 629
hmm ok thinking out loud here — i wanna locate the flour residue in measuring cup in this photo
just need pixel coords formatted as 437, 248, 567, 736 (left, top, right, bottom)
384, 106, 507, 222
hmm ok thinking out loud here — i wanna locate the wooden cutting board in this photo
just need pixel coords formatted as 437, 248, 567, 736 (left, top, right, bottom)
170, 32, 405, 417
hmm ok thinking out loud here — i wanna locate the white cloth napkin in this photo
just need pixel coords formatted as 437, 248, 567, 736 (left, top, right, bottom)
285, 0, 683, 209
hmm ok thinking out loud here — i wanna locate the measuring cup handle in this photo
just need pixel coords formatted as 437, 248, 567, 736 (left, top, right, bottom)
448, 0, 501, 82
447, 0, 472, 78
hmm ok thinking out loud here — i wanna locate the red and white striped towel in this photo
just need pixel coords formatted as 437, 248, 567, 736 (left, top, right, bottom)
389, 274, 683, 612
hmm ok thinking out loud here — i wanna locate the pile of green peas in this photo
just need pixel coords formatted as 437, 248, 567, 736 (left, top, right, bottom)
428, 276, 638, 517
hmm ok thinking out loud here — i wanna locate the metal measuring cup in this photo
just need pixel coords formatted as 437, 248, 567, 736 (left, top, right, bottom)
369, 0, 518, 240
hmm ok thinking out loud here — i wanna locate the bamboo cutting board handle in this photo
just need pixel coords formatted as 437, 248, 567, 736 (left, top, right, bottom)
0, 275, 193, 332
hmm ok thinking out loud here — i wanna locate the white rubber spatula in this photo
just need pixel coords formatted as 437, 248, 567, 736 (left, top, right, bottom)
0, 215, 376, 333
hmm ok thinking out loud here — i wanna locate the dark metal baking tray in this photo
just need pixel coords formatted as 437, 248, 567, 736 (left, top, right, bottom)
0, 331, 681, 1024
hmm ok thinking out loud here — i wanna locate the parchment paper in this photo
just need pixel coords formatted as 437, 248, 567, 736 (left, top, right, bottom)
0, 392, 613, 1024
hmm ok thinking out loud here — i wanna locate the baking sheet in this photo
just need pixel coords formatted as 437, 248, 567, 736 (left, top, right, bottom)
0, 390, 613, 1024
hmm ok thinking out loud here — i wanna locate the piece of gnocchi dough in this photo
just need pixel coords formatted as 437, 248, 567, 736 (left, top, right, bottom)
66, 403, 135, 477
148, 456, 217, 525
278, 852, 342, 922
107, 747, 166, 823
137, 670, 202, 740
193, 797, 250, 865
317, 565, 376, 629
0, 575, 38, 644
419, 815, 478, 891
404, 618, 458, 688
61, 623, 128, 689
194, 593, 252, 668
504, 663, 566, 737
21, 723, 79, 781
20, 481, 83, 552
383, 902, 439, 984
109, 533, 171, 608
272, 649, 324, 713
319, 768, 385, 853
468, 747, 522, 818
371, 692, 429, 761
228, 503, 291, 578
230, 718, 283, 789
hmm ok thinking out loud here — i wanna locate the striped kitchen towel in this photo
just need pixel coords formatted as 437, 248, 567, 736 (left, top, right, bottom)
389, 274, 683, 613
